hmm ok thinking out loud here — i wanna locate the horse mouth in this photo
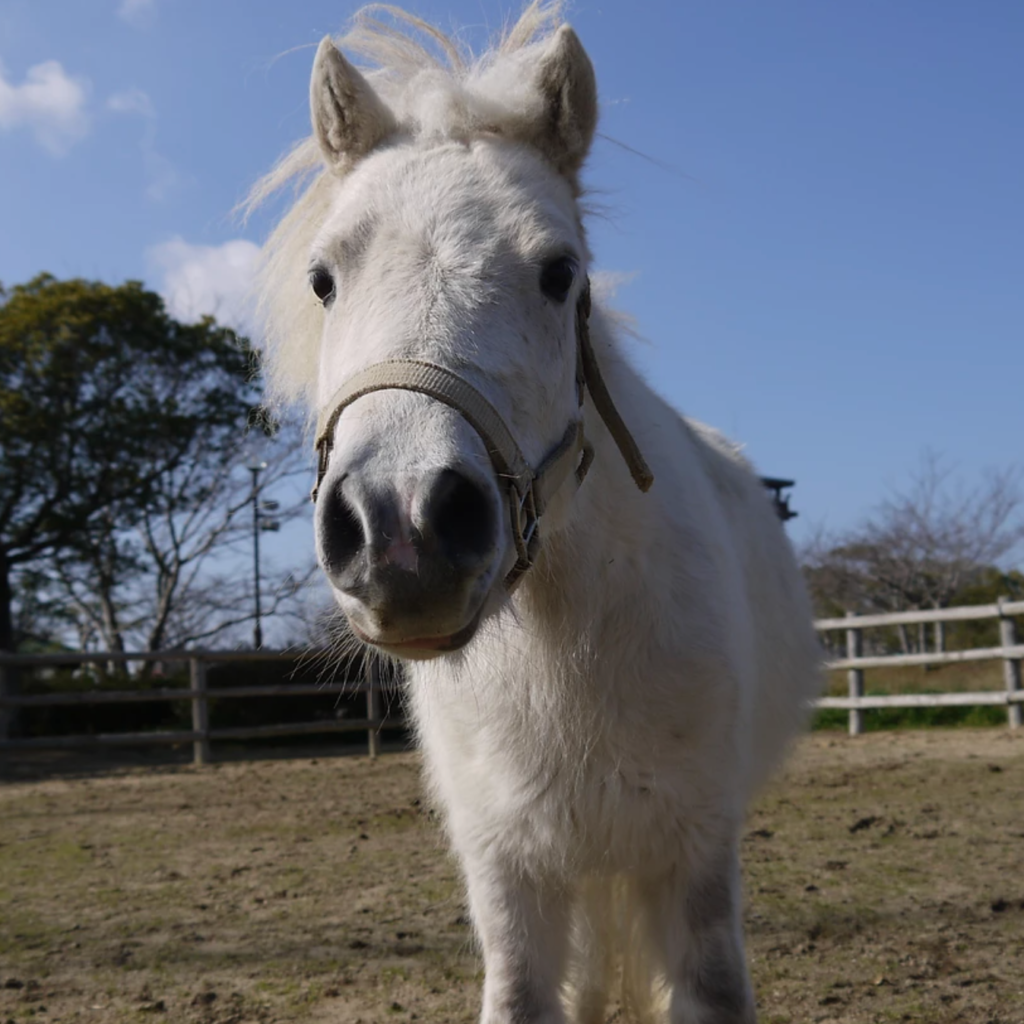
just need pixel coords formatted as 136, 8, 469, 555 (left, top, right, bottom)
350, 608, 483, 660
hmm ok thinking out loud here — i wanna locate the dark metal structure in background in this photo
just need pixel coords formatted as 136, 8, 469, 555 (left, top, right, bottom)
760, 477, 797, 522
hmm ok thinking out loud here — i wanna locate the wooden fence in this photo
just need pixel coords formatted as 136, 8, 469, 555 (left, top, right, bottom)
816, 598, 1024, 736
0, 650, 399, 764
1, 598, 1022, 763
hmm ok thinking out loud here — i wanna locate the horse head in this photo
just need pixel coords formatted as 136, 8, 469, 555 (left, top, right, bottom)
304, 23, 598, 658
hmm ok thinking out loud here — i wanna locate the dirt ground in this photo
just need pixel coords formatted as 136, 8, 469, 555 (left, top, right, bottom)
2, 728, 1023, 1024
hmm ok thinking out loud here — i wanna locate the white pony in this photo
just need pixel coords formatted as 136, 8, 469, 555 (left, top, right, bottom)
252, 5, 821, 1021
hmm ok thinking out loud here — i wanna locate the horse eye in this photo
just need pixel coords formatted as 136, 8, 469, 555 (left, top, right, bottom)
539, 256, 578, 303
309, 266, 336, 305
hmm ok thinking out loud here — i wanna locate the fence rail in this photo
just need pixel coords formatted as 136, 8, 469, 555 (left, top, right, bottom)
0, 650, 399, 764
817, 597, 1023, 735
2, 597, 1022, 762
815, 599, 1024, 630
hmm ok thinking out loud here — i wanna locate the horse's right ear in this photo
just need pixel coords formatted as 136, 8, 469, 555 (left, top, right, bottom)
310, 37, 397, 172
531, 25, 598, 178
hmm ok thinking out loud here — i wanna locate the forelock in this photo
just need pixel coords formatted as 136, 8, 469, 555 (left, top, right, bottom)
244, 2, 572, 412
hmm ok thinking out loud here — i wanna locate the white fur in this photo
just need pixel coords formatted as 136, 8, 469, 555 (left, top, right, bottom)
250, 5, 822, 1021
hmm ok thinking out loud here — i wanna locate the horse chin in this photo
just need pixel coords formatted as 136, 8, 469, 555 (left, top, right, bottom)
349, 607, 484, 662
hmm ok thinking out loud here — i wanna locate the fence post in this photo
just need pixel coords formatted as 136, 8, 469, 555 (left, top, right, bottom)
0, 655, 22, 742
190, 657, 211, 765
846, 610, 865, 736
0, 660, 10, 743
998, 598, 1022, 730
366, 661, 382, 758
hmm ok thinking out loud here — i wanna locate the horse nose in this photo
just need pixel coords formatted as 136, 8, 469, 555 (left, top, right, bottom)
418, 468, 496, 569
317, 476, 367, 585
316, 469, 497, 599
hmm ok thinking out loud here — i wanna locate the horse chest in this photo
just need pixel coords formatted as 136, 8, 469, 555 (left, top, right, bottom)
414, 670, 731, 874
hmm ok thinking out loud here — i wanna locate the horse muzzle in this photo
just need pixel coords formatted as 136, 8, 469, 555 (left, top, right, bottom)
316, 464, 499, 658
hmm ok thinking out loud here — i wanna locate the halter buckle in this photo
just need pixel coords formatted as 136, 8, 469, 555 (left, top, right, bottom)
512, 481, 540, 564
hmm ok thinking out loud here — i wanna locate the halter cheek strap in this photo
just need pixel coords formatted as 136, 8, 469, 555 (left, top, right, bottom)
312, 281, 653, 590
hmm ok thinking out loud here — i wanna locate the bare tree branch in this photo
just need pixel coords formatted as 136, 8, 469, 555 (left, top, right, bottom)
803, 452, 1024, 652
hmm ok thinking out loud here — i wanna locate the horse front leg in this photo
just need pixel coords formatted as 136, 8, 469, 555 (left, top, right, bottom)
462, 853, 572, 1024
649, 843, 757, 1024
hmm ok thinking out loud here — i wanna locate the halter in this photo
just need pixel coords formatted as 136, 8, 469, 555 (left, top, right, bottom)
312, 281, 653, 590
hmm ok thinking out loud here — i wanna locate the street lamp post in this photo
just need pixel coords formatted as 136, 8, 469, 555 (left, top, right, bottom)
249, 464, 266, 649
248, 463, 280, 649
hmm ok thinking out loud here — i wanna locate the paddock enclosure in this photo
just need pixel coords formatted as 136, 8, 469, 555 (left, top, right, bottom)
2, 728, 1023, 1024
3, 599, 1022, 762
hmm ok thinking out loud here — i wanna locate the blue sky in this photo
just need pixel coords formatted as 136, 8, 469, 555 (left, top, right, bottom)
1, 0, 1022, 557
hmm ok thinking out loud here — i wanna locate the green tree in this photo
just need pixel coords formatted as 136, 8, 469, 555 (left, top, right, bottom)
0, 274, 260, 653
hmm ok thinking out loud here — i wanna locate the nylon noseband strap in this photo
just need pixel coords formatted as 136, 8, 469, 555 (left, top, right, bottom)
312, 282, 653, 590
316, 361, 536, 499
313, 359, 587, 588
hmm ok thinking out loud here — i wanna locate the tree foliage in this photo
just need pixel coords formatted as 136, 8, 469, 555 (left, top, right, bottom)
0, 273, 262, 651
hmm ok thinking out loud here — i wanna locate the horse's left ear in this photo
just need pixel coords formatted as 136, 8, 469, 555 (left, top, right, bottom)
532, 25, 598, 178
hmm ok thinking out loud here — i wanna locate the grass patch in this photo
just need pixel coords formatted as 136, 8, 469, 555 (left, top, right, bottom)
817, 661, 1014, 730
823, 660, 1003, 697
813, 694, 1009, 731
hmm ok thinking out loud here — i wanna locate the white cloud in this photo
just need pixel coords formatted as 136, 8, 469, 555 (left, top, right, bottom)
117, 0, 156, 27
107, 87, 154, 118
107, 87, 180, 201
148, 237, 262, 335
0, 58, 90, 155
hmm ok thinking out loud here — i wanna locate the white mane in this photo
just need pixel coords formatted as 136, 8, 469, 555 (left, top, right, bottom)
247, 2, 575, 410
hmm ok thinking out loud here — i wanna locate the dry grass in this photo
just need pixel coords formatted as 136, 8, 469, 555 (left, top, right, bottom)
2, 728, 1024, 1023
822, 661, 1005, 698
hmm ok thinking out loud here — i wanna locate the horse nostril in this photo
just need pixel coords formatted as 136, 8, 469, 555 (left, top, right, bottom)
318, 480, 364, 577
422, 469, 496, 567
